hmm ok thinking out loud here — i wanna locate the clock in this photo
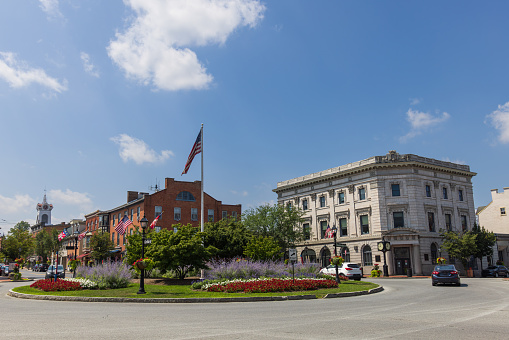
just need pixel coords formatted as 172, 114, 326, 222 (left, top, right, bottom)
377, 242, 384, 251
385, 242, 391, 251
43, 205, 48, 210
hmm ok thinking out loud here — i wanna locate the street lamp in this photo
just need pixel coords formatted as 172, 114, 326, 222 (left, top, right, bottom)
73, 228, 79, 278
331, 225, 340, 284
137, 215, 149, 295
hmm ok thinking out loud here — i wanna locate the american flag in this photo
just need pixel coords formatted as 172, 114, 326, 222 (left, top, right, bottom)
115, 215, 132, 236
150, 212, 163, 229
58, 229, 69, 241
325, 225, 333, 239
181, 129, 202, 175
78, 232, 86, 241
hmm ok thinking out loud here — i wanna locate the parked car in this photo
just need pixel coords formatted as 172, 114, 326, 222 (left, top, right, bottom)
432, 265, 460, 286
32, 264, 40, 271
481, 265, 509, 278
38, 263, 49, 272
320, 262, 363, 280
0, 265, 8, 276
45, 265, 65, 279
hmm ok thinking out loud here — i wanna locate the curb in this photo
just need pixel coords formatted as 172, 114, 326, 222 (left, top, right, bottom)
7, 286, 383, 303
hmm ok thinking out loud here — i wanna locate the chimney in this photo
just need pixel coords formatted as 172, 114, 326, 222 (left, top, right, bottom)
165, 178, 175, 189
127, 191, 139, 203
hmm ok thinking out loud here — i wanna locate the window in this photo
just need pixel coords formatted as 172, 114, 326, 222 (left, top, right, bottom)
393, 212, 404, 228
176, 191, 196, 201
425, 185, 431, 198
112, 232, 115, 243
319, 196, 326, 208
112, 215, 115, 226
443, 187, 448, 199
461, 215, 467, 232
302, 199, 308, 210
123, 234, 125, 246
303, 223, 310, 240
174, 207, 181, 221
232, 211, 237, 221
391, 184, 400, 197
363, 246, 373, 266
117, 231, 120, 246
137, 207, 140, 221
155, 206, 162, 219
338, 192, 345, 204
191, 208, 198, 221
118, 213, 121, 222
155, 226, 161, 232
360, 215, 369, 234
341, 247, 350, 262
430, 243, 438, 262
286, 202, 292, 210
339, 218, 347, 237
130, 229, 133, 235
358, 188, 366, 200
428, 212, 435, 232
458, 190, 464, 201
501, 208, 506, 216
208, 209, 214, 222
320, 221, 328, 239
130, 209, 133, 221
445, 214, 452, 231
222, 211, 227, 219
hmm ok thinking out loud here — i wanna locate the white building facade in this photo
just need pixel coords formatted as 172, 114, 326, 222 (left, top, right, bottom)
274, 151, 477, 276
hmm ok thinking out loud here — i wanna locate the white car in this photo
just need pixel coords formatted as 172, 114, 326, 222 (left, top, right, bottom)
320, 262, 363, 280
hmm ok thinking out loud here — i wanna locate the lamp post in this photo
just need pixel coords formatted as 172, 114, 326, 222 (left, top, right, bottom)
73, 229, 79, 278
382, 236, 390, 277
331, 226, 340, 284
137, 215, 149, 295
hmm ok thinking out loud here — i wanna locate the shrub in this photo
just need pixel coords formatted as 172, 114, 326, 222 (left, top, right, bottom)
31, 279, 82, 292
76, 262, 132, 289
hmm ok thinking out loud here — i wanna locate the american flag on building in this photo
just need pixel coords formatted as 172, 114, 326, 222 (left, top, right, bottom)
150, 212, 163, 229
58, 229, 69, 241
115, 215, 132, 236
181, 129, 202, 175
78, 232, 86, 241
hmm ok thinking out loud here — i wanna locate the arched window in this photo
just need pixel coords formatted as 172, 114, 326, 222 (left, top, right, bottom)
176, 191, 196, 201
430, 243, 438, 264
320, 247, 331, 267
41, 214, 48, 224
301, 248, 316, 263
362, 245, 373, 266
341, 247, 350, 262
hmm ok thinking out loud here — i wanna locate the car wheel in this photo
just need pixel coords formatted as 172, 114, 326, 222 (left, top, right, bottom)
456, 282, 461, 286
432, 282, 437, 286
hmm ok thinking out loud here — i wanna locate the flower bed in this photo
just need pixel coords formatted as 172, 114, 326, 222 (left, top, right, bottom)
205, 278, 338, 293
30, 279, 82, 292
63, 278, 98, 289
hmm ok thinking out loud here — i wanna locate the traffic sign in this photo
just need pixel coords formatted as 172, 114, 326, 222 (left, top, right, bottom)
289, 248, 297, 261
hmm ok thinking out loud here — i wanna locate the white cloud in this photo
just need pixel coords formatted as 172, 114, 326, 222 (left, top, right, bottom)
0, 52, 68, 93
486, 102, 509, 144
80, 52, 100, 78
0, 194, 35, 214
48, 189, 93, 211
107, 0, 265, 91
231, 190, 248, 196
111, 134, 174, 165
441, 157, 466, 165
400, 108, 450, 142
409, 98, 421, 105
38, 0, 63, 19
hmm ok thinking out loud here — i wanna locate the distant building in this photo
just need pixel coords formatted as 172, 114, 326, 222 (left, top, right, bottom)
477, 187, 509, 266
274, 150, 477, 276
82, 178, 241, 262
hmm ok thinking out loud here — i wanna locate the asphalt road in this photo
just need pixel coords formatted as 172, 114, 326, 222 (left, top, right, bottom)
1, 270, 509, 339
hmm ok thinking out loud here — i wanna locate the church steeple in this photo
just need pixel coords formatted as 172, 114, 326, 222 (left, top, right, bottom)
36, 192, 53, 226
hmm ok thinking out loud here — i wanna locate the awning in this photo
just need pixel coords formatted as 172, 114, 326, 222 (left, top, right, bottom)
77, 253, 90, 259
109, 249, 121, 253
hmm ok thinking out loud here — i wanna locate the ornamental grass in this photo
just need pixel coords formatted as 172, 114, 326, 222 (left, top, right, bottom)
30, 279, 82, 292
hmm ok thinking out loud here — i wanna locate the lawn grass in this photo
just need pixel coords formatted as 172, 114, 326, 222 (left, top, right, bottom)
13, 280, 378, 299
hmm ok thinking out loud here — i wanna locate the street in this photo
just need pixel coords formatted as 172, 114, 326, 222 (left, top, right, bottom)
1, 270, 509, 339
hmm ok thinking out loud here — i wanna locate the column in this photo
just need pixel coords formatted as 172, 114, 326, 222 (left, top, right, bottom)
413, 244, 422, 275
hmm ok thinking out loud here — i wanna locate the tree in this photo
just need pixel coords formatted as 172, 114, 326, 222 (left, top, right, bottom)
441, 230, 477, 269
125, 226, 152, 265
242, 204, 305, 258
471, 223, 496, 270
147, 224, 214, 279
12, 221, 31, 232
34, 229, 59, 263
2, 223, 34, 261
244, 236, 282, 261
203, 218, 252, 259
90, 232, 115, 262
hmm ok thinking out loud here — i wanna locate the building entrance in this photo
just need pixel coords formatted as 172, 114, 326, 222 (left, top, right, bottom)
394, 247, 411, 275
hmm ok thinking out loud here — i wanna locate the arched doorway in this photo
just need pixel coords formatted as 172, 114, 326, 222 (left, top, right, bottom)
301, 248, 317, 263
341, 247, 350, 262
320, 247, 331, 267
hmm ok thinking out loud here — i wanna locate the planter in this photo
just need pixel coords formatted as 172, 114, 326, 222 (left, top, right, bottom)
135, 261, 148, 270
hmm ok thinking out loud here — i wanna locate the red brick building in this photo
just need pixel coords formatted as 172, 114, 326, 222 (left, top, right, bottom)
83, 178, 242, 256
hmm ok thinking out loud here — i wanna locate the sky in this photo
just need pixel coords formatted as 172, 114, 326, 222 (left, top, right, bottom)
1, 0, 509, 234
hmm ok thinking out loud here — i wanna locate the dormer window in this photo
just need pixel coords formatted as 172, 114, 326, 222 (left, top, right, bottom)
176, 191, 196, 201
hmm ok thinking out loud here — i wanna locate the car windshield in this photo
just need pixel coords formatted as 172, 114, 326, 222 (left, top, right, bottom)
48, 265, 64, 271
435, 265, 455, 271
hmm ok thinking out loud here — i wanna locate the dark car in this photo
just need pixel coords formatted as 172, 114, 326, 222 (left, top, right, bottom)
32, 264, 39, 271
481, 265, 509, 278
432, 265, 460, 286
0, 264, 8, 276
45, 265, 65, 279
38, 263, 49, 272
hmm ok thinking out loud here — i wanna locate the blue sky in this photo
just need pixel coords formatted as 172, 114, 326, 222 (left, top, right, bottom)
1, 0, 509, 234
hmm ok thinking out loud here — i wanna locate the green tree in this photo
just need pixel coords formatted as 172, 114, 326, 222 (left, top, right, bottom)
244, 236, 282, 261
125, 226, 152, 265
203, 218, 252, 259
90, 232, 115, 262
2, 223, 34, 261
242, 204, 305, 258
471, 223, 496, 270
147, 224, 214, 279
13, 221, 31, 232
441, 230, 478, 269
34, 229, 59, 263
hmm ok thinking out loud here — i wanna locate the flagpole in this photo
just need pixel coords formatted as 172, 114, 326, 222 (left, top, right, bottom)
200, 123, 204, 233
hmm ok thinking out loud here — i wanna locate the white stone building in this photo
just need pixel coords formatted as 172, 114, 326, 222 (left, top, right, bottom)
477, 187, 509, 265
273, 151, 477, 276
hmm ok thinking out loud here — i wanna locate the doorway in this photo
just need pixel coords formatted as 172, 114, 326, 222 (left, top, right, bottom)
394, 247, 411, 275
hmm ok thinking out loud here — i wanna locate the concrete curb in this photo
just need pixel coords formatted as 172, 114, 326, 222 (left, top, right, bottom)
7, 286, 383, 303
